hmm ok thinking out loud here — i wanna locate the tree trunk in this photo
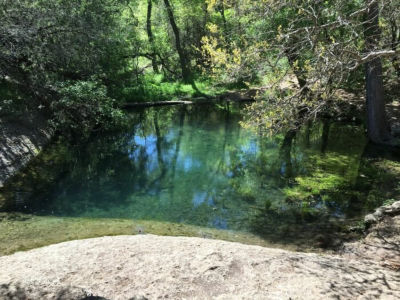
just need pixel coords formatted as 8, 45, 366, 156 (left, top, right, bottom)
364, 0, 391, 144
284, 44, 309, 92
304, 120, 312, 148
390, 18, 400, 78
163, 0, 192, 83
147, 0, 159, 73
218, 1, 227, 33
320, 120, 330, 154
279, 129, 297, 179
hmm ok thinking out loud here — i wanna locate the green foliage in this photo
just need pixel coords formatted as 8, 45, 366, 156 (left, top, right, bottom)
1, 0, 399, 139
203, 0, 399, 136
119, 74, 224, 102
50, 81, 127, 137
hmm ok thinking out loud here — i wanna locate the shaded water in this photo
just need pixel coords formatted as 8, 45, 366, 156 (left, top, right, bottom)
1, 104, 400, 249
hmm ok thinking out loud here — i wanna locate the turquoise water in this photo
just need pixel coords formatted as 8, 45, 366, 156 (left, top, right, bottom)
2, 104, 400, 247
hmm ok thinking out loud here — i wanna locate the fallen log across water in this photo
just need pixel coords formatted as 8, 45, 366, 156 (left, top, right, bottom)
122, 100, 197, 108
121, 89, 263, 108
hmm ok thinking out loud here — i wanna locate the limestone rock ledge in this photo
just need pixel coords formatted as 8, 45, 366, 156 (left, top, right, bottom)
0, 235, 399, 300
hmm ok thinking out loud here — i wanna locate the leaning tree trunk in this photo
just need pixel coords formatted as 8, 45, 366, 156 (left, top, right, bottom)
284, 37, 310, 95
364, 0, 391, 144
163, 0, 192, 83
147, 0, 159, 73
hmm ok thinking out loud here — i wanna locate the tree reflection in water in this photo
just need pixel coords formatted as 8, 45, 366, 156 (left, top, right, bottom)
1, 104, 399, 249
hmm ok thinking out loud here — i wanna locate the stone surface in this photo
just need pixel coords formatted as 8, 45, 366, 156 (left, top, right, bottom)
0, 116, 50, 188
0, 282, 91, 300
0, 235, 399, 300
343, 202, 400, 268
364, 201, 400, 227
364, 213, 378, 225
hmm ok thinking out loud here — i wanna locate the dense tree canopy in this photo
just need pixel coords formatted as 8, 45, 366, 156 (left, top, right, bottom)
201, 0, 399, 143
0, 0, 128, 97
0, 0, 399, 143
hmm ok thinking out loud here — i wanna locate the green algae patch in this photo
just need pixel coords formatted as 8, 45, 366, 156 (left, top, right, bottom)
0, 213, 290, 256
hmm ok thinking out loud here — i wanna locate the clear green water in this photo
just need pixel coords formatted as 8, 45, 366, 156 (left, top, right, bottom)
1, 104, 400, 250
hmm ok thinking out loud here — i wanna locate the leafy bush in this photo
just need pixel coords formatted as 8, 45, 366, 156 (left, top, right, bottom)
50, 81, 127, 137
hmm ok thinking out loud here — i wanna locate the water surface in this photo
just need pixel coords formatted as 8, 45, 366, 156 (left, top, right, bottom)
1, 104, 400, 249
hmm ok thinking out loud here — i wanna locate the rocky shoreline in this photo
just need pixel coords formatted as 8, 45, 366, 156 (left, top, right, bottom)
340, 200, 400, 269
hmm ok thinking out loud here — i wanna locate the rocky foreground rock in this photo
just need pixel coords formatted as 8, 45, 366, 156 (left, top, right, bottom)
0, 234, 399, 300
342, 201, 400, 270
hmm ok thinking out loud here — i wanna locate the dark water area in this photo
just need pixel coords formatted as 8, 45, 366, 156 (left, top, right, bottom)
1, 104, 400, 248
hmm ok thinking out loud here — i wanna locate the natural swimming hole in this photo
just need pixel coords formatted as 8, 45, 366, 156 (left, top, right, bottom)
1, 104, 399, 253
